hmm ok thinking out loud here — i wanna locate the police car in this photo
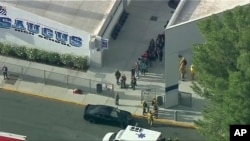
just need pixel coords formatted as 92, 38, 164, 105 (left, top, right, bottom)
102, 125, 166, 141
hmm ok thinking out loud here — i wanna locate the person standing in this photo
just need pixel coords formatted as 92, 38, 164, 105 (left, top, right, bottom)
140, 62, 147, 76
153, 104, 159, 119
142, 100, 148, 115
120, 74, 127, 89
151, 97, 157, 106
2, 66, 8, 79
159, 50, 163, 62
134, 62, 140, 78
190, 65, 195, 81
131, 76, 137, 90
115, 70, 121, 84
147, 111, 154, 126
131, 67, 135, 78
114, 92, 120, 105
179, 57, 187, 81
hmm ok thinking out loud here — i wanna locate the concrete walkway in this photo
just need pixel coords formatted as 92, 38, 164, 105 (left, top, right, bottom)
0, 1, 206, 129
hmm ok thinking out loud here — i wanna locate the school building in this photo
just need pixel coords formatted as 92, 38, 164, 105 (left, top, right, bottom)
164, 0, 250, 107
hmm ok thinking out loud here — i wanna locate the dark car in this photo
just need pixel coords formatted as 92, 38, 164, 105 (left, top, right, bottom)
83, 104, 133, 127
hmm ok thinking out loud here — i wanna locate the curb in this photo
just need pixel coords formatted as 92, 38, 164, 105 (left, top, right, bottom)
132, 114, 196, 129
1, 86, 196, 129
0, 86, 86, 106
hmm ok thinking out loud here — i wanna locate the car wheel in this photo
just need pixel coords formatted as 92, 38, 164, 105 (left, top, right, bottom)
89, 119, 95, 124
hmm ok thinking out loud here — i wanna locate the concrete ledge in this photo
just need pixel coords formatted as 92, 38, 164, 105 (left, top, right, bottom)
1, 86, 196, 129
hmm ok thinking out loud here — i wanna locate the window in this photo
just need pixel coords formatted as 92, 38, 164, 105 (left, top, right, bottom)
110, 110, 118, 118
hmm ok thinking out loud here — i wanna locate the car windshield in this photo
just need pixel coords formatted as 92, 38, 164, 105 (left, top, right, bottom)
109, 133, 117, 141
110, 110, 118, 118
114, 107, 120, 113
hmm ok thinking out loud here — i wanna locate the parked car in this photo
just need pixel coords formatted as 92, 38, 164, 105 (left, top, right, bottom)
83, 104, 133, 128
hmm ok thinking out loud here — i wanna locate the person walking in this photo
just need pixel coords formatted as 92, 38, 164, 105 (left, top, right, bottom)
190, 65, 195, 81
114, 92, 120, 105
147, 111, 154, 126
115, 70, 121, 84
2, 66, 8, 79
142, 100, 148, 115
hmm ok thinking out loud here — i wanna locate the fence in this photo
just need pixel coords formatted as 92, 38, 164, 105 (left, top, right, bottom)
0, 61, 114, 95
141, 88, 166, 108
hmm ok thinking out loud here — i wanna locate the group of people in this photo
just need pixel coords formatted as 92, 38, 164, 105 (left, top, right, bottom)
179, 57, 195, 81
139, 34, 165, 73
142, 97, 159, 126
115, 69, 137, 90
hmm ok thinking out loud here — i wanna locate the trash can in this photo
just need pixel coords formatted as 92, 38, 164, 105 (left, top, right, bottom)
96, 83, 102, 93
157, 96, 163, 106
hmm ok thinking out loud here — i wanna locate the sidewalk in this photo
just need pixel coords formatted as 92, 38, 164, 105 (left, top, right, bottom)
0, 55, 200, 129
0, 1, 205, 129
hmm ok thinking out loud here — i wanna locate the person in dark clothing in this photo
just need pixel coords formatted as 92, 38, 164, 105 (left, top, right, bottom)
142, 100, 148, 115
2, 66, 8, 79
120, 74, 127, 89
115, 70, 121, 84
131, 76, 137, 90
114, 92, 120, 105
131, 67, 135, 78
159, 50, 163, 62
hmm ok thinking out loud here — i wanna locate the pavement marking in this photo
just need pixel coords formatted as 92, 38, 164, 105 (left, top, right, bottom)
1, 86, 196, 129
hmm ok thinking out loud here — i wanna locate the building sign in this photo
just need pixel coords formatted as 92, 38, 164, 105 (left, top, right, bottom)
101, 38, 108, 50
0, 3, 91, 56
0, 17, 82, 47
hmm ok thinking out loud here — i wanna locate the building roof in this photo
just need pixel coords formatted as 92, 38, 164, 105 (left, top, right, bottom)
174, 0, 250, 25
1, 0, 116, 35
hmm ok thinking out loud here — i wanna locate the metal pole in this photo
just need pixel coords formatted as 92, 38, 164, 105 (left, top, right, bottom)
174, 111, 177, 121
67, 75, 69, 89
44, 70, 46, 84
89, 79, 91, 93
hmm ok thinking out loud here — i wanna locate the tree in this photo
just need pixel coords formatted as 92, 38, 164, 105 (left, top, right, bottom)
191, 6, 250, 141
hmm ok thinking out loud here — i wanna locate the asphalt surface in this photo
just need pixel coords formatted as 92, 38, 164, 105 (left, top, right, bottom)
0, 89, 205, 141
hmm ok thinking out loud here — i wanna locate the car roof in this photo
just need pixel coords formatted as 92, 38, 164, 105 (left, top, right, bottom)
87, 104, 114, 115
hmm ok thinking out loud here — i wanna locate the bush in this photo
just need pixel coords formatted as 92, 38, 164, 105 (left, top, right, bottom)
73, 56, 88, 70
26, 48, 38, 61
0, 42, 4, 53
1, 43, 14, 55
0, 41, 89, 71
14, 46, 27, 59
47, 52, 61, 65
60, 54, 75, 67
36, 50, 49, 63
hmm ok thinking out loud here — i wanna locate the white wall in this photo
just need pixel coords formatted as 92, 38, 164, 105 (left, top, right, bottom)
164, 19, 205, 107
0, 3, 91, 57
98, 0, 124, 39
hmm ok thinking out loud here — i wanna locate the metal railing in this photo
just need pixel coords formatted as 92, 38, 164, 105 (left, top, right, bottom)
0, 61, 114, 95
